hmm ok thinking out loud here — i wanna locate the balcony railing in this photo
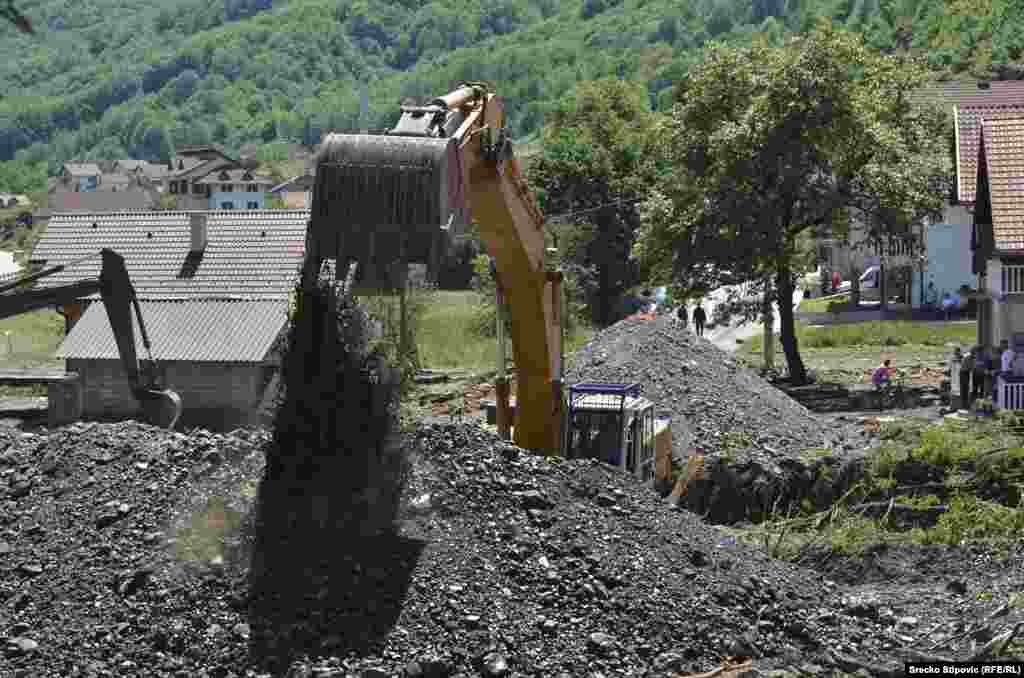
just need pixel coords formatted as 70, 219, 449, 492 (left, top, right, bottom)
1002, 265, 1024, 294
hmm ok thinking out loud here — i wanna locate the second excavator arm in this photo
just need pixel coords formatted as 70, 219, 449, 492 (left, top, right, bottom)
0, 249, 182, 429
309, 83, 563, 453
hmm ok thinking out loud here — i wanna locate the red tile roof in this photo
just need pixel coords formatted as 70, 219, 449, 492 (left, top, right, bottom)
49, 190, 155, 213
29, 210, 309, 300
949, 83, 1024, 204
57, 299, 287, 362
980, 117, 1024, 251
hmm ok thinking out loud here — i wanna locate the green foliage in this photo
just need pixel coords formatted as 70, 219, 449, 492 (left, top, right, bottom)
0, 159, 45, 194
635, 22, 950, 383
528, 78, 657, 326
355, 280, 439, 383
912, 494, 1024, 545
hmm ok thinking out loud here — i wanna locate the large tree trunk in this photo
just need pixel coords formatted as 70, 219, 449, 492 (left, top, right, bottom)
776, 263, 808, 385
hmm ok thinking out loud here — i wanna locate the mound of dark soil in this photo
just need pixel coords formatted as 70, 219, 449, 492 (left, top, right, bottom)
0, 419, 984, 677
567, 317, 857, 463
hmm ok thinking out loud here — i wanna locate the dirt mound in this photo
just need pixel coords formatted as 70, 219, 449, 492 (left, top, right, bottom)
0, 418, 918, 677
567, 317, 855, 462
0, 420, 268, 677
288, 423, 894, 677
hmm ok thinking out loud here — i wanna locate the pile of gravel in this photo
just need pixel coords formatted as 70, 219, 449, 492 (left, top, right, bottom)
0, 419, 927, 677
0, 421, 268, 677
566, 317, 855, 464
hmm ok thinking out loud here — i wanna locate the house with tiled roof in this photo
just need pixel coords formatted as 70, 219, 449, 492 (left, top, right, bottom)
971, 117, 1024, 360
165, 145, 273, 210
29, 209, 310, 429
60, 163, 102, 192
893, 80, 1024, 312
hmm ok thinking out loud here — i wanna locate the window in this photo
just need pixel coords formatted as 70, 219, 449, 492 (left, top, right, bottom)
193, 183, 204, 194
170, 181, 178, 194
247, 184, 257, 192
221, 202, 234, 210
221, 184, 233, 192
247, 201, 258, 209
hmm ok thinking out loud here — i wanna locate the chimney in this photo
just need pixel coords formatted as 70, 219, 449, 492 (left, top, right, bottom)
190, 213, 208, 253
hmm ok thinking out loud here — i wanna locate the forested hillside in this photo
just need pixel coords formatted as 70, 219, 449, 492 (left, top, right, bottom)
0, 0, 1023, 181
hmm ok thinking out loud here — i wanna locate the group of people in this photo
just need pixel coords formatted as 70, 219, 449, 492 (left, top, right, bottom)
924, 282, 970, 320
676, 303, 707, 337
950, 340, 1022, 408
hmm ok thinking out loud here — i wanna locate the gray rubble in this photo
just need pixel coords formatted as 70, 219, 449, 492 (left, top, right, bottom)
566, 316, 859, 464
0, 419, 1015, 677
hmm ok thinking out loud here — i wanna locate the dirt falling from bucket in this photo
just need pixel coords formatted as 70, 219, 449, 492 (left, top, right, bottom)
245, 269, 412, 672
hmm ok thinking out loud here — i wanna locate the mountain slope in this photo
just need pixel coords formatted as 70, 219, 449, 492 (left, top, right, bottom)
0, 0, 1019, 176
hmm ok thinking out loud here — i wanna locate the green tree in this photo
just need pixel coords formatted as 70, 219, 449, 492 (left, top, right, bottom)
1, 0, 32, 33
635, 23, 950, 383
527, 78, 659, 326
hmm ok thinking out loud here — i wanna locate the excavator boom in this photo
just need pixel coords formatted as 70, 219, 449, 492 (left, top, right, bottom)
309, 83, 562, 452
0, 249, 182, 429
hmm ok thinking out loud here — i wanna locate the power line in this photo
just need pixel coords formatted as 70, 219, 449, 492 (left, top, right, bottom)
543, 196, 644, 224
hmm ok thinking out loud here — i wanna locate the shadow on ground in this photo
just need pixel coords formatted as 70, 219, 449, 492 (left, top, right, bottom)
244, 485, 425, 674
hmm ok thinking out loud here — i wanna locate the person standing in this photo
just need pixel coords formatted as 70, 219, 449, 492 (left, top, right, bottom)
973, 345, 991, 403
676, 304, 688, 329
692, 303, 707, 338
960, 347, 976, 409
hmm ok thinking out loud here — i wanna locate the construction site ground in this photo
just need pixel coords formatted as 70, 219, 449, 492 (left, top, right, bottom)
1, 317, 1022, 676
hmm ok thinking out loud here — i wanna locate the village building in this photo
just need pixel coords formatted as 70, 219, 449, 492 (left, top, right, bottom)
164, 145, 274, 210
29, 209, 310, 430
269, 174, 315, 208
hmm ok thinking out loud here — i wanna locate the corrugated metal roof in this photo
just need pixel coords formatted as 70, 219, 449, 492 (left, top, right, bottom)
980, 116, 1024, 251
57, 299, 289, 362
30, 210, 309, 300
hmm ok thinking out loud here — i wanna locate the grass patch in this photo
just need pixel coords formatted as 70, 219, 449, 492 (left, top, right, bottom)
735, 417, 1024, 559
746, 320, 976, 354
0, 308, 64, 369
799, 293, 850, 313
416, 290, 593, 369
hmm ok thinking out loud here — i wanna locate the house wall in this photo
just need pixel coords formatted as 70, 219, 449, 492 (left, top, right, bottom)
76, 176, 98, 191
208, 189, 265, 210
279, 191, 310, 208
910, 221, 975, 307
67, 358, 273, 430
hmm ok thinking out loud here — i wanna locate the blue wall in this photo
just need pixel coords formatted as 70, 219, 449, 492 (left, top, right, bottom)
208, 190, 265, 210
910, 222, 974, 308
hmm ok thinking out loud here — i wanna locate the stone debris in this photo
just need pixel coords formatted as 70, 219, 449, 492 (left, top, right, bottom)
0, 418, 1010, 677
567, 317, 859, 463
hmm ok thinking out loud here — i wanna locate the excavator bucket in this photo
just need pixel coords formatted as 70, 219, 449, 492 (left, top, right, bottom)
134, 387, 183, 430
308, 133, 466, 287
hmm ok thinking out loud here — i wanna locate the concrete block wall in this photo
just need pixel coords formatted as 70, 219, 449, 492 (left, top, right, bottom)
67, 358, 270, 430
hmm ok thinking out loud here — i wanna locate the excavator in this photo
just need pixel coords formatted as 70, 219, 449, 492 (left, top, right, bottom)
308, 82, 564, 453
0, 249, 182, 429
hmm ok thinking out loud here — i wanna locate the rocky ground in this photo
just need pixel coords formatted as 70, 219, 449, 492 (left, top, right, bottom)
1, 418, 1021, 678
566, 318, 861, 464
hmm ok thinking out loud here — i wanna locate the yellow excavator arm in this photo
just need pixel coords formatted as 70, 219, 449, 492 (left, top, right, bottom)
308, 83, 563, 453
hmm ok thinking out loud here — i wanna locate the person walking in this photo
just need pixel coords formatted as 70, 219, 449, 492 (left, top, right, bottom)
692, 303, 707, 338
676, 304, 688, 329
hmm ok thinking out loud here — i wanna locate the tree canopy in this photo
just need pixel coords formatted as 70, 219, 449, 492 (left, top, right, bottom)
527, 78, 659, 325
635, 22, 951, 382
